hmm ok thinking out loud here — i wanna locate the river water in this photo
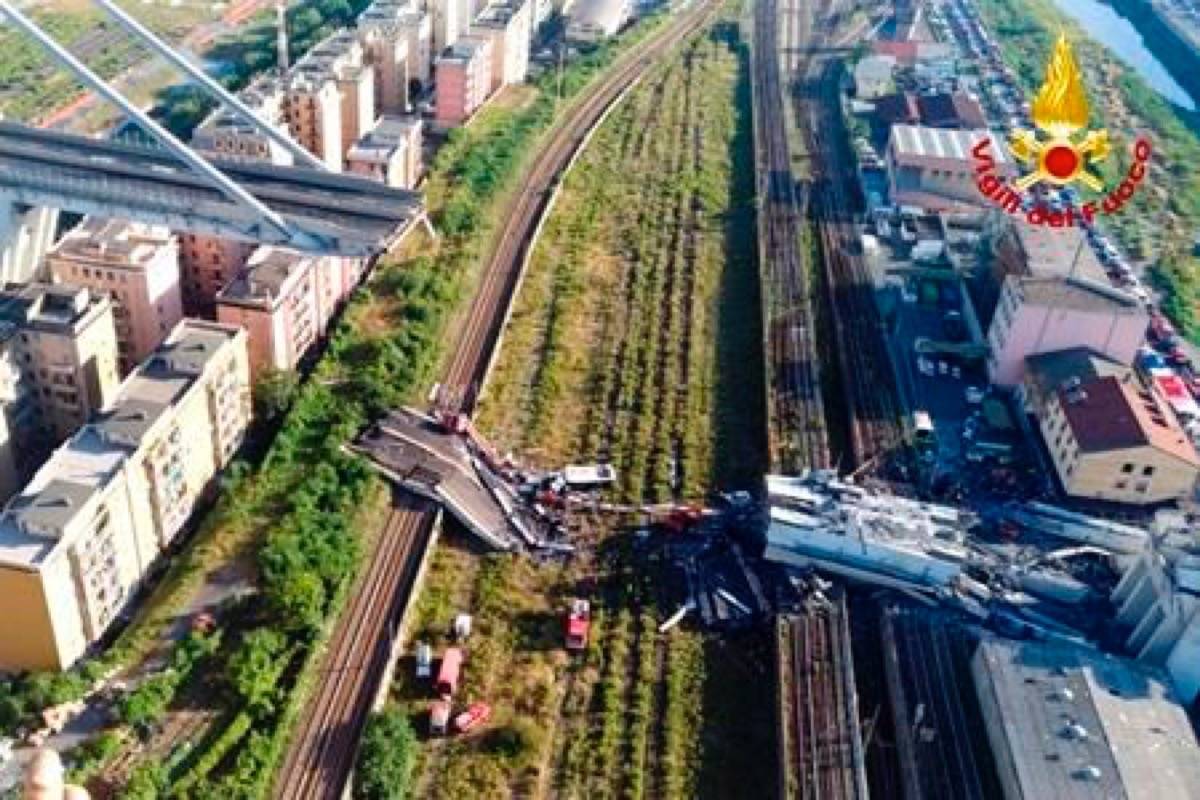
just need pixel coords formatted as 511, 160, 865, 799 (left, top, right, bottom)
1049, 0, 1198, 110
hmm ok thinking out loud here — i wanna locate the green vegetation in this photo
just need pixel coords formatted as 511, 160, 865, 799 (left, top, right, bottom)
977, 0, 1200, 342
355, 709, 419, 800
390, 6, 774, 799
117, 631, 221, 733
476, 18, 766, 499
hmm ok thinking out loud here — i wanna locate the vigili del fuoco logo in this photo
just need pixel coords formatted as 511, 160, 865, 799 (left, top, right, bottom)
972, 33, 1152, 227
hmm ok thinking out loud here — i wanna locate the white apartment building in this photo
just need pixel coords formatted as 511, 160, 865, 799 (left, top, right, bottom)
0, 321, 250, 671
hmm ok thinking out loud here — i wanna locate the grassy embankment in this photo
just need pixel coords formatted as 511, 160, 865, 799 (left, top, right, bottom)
977, 0, 1200, 342
389, 7, 774, 800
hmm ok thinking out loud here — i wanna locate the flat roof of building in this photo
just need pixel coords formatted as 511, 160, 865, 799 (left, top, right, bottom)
1026, 347, 1129, 396
440, 36, 491, 63
1010, 222, 1107, 284
974, 635, 1200, 799
217, 246, 314, 309
1014, 275, 1144, 315
0, 283, 108, 334
0, 320, 241, 568
349, 115, 422, 162
51, 218, 174, 269
890, 123, 1008, 165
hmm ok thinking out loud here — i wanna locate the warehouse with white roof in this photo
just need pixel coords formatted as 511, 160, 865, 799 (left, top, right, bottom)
886, 123, 1013, 211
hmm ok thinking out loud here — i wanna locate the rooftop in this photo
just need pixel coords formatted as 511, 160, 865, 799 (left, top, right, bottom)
218, 246, 315, 308
475, 0, 526, 28
1056, 373, 1200, 465
0, 283, 107, 334
973, 635, 1200, 799
1014, 275, 1144, 315
51, 218, 174, 269
0, 320, 241, 567
1009, 222, 1107, 284
348, 115, 422, 162
440, 36, 491, 63
1025, 347, 1130, 399
889, 123, 1008, 165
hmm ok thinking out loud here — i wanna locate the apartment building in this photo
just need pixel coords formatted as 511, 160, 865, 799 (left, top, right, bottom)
474, 0, 532, 92
0, 326, 37, 499
292, 30, 377, 160
0, 284, 120, 444
46, 219, 185, 375
191, 78, 294, 165
0, 321, 250, 672
986, 274, 1148, 386
215, 247, 352, 379
347, 115, 424, 189
435, 36, 494, 127
360, 2, 433, 108
1023, 348, 1200, 505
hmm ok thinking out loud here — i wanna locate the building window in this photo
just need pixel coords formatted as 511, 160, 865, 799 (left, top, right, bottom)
1115, 480, 1128, 490
1135, 481, 1150, 493
1121, 463, 1134, 473
1142, 465, 1155, 477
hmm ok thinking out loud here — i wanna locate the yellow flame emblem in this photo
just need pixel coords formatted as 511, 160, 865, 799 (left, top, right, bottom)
1009, 34, 1110, 191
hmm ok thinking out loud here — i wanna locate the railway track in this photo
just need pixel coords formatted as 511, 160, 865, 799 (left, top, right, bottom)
803, 49, 905, 469
443, 0, 726, 414
779, 605, 866, 800
275, 5, 729, 797
274, 494, 433, 799
753, 0, 831, 471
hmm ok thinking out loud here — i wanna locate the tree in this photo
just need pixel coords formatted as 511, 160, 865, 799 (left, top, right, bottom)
253, 368, 300, 424
119, 674, 176, 732
265, 567, 326, 632
354, 709, 417, 800
227, 629, 289, 718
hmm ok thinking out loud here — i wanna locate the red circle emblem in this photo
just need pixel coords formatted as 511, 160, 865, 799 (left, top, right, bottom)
1044, 145, 1079, 179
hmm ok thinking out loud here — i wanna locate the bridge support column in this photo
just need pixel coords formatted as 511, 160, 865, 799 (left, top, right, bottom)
0, 193, 56, 283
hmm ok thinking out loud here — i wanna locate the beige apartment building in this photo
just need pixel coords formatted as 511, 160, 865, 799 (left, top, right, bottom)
360, 2, 433, 105
46, 218, 185, 375
191, 78, 293, 165
474, 0, 532, 92
1024, 348, 1200, 505
0, 320, 250, 671
347, 115, 424, 189
0, 284, 120, 443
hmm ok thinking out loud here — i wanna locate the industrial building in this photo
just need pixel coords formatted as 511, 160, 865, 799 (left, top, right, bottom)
0, 320, 250, 671
972, 634, 1200, 800
1022, 349, 1200, 505
885, 124, 1012, 210
46, 218, 185, 375
986, 275, 1148, 386
347, 115, 425, 189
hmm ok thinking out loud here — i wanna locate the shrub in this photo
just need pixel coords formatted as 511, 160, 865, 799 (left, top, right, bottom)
354, 709, 418, 800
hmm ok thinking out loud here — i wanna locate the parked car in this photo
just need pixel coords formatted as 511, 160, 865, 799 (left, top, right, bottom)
454, 702, 492, 733
436, 647, 464, 697
415, 642, 432, 679
430, 700, 451, 736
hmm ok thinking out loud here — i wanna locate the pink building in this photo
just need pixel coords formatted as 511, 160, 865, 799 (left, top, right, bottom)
215, 247, 362, 379
46, 218, 185, 375
986, 275, 1149, 386
435, 36, 493, 128
179, 234, 256, 317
